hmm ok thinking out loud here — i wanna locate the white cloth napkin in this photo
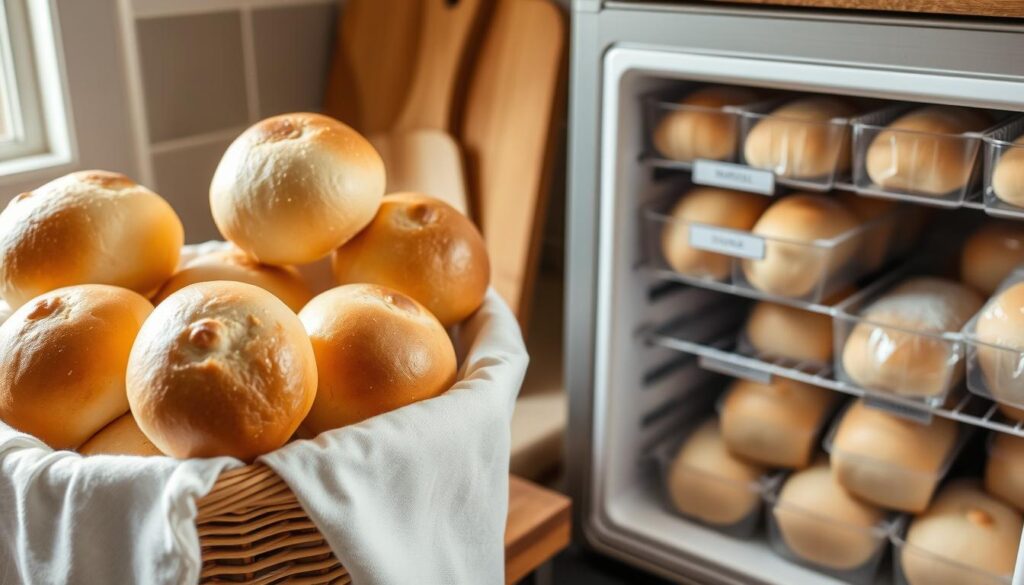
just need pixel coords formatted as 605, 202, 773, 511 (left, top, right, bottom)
0, 252, 527, 584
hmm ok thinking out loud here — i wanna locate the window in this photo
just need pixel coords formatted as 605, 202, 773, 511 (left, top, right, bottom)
0, 0, 72, 179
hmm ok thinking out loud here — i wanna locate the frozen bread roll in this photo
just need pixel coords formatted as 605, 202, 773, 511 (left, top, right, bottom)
660, 187, 770, 280
743, 96, 856, 178
901, 480, 1022, 585
0, 171, 183, 308
667, 419, 766, 526
744, 301, 833, 364
127, 281, 317, 461
986, 432, 1024, 511
961, 221, 1024, 296
975, 282, 1024, 420
78, 413, 164, 457
652, 85, 757, 162
742, 194, 859, 298
841, 277, 983, 398
154, 248, 313, 312
992, 136, 1024, 207
720, 378, 838, 468
0, 285, 153, 449
211, 113, 385, 265
774, 460, 886, 570
865, 106, 990, 196
299, 284, 456, 433
332, 193, 489, 326
831, 399, 959, 512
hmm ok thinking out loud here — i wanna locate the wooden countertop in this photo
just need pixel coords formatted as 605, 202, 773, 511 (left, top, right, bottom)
705, 0, 1024, 18
505, 475, 572, 584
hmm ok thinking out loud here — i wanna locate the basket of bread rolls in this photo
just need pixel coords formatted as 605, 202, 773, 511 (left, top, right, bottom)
0, 113, 527, 585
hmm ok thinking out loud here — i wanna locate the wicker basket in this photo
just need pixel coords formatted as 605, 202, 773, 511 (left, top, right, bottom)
196, 464, 348, 584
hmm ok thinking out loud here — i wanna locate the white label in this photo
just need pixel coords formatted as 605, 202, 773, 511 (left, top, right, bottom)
692, 159, 775, 195
689, 224, 765, 260
698, 355, 773, 384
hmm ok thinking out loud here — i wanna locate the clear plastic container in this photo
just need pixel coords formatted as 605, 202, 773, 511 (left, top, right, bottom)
851, 103, 1000, 207
983, 115, 1024, 219
765, 481, 894, 585
892, 518, 1012, 585
832, 271, 970, 407
963, 268, 1024, 420
644, 193, 911, 304
653, 426, 779, 538
737, 98, 853, 192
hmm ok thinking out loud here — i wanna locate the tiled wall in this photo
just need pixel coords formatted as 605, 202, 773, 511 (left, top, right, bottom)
128, 0, 337, 242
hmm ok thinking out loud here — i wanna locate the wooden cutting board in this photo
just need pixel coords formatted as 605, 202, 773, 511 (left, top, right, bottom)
460, 0, 566, 325
322, 0, 421, 134
369, 130, 469, 214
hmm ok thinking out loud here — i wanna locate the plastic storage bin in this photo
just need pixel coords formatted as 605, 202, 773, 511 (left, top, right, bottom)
852, 103, 995, 207
983, 115, 1024, 219
892, 519, 1012, 585
963, 268, 1024, 421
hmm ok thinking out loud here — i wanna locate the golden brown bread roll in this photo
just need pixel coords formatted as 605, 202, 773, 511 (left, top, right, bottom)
985, 432, 1024, 511
841, 277, 983, 398
0, 285, 153, 449
299, 284, 456, 434
901, 480, 1022, 585
660, 187, 770, 280
961, 222, 1024, 296
992, 136, 1024, 207
78, 413, 164, 456
975, 282, 1024, 418
667, 419, 766, 526
831, 400, 959, 512
720, 378, 838, 468
154, 248, 314, 312
743, 97, 856, 179
774, 459, 886, 570
127, 281, 317, 461
743, 301, 833, 364
652, 86, 757, 162
742, 194, 859, 297
210, 113, 385, 266
332, 193, 489, 326
865, 106, 990, 196
0, 171, 183, 308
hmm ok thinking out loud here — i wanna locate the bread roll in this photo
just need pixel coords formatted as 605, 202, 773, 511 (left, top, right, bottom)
660, 187, 770, 280
743, 97, 856, 178
299, 284, 456, 433
865, 106, 989, 196
154, 248, 313, 312
210, 113, 385, 265
976, 282, 1024, 419
0, 285, 153, 449
332, 193, 489, 326
961, 222, 1024, 296
744, 302, 833, 364
841, 277, 983, 398
992, 136, 1024, 207
742, 194, 859, 297
774, 460, 886, 570
837, 193, 899, 272
831, 399, 959, 512
986, 432, 1024, 511
78, 413, 164, 456
667, 419, 766, 526
0, 171, 183, 308
901, 480, 1022, 585
653, 86, 757, 162
720, 378, 838, 468
127, 281, 317, 461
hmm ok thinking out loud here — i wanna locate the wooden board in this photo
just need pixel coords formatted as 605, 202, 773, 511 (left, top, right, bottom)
504, 475, 572, 584
322, 0, 421, 134
460, 0, 567, 325
369, 130, 469, 214
705, 0, 1024, 18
